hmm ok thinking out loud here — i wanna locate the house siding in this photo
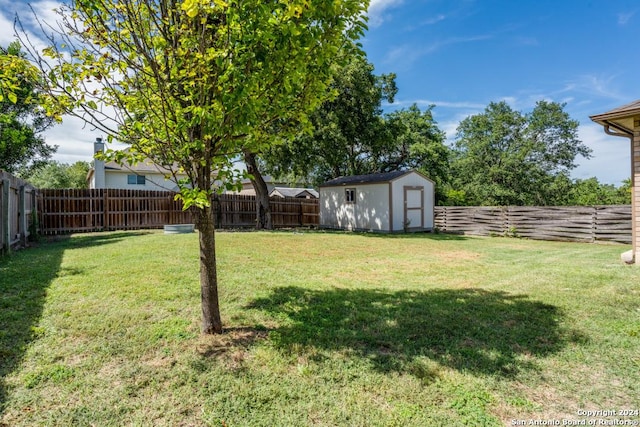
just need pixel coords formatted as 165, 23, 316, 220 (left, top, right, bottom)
103, 171, 180, 192
633, 129, 640, 263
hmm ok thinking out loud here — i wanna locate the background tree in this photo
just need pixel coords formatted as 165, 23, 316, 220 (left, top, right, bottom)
0, 42, 57, 174
263, 52, 397, 186
21, 161, 90, 189
565, 177, 631, 206
380, 104, 449, 203
449, 101, 591, 206
23, 0, 369, 334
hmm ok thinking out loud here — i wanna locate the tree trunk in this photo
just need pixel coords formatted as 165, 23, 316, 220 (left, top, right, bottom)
243, 150, 273, 230
194, 205, 223, 334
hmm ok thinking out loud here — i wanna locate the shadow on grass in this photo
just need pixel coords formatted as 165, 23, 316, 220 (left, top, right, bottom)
291, 228, 470, 241
0, 231, 148, 415
357, 231, 470, 241
249, 287, 585, 378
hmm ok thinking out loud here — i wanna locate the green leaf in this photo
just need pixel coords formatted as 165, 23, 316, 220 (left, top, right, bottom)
180, 0, 199, 18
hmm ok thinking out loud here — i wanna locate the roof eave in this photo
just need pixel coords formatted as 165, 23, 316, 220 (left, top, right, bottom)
590, 116, 635, 138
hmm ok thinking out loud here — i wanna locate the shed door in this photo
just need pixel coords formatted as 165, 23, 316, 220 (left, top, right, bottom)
403, 186, 424, 230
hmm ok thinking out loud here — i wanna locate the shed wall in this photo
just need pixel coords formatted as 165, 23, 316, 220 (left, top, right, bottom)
320, 183, 390, 231
390, 173, 435, 231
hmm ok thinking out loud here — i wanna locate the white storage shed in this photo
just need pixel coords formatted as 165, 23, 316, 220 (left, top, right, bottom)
319, 170, 435, 232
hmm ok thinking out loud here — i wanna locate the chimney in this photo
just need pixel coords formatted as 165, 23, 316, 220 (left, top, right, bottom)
93, 137, 106, 189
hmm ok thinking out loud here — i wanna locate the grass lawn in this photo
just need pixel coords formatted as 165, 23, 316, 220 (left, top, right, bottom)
1, 230, 639, 426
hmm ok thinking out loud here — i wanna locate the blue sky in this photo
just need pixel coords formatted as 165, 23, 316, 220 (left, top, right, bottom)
1, 0, 638, 185
363, 0, 640, 184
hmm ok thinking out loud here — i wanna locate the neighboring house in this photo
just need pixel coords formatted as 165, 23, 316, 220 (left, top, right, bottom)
87, 138, 186, 191
269, 187, 319, 199
231, 175, 318, 199
319, 170, 435, 233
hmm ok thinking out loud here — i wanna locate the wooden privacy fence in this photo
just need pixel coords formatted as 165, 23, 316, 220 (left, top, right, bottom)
434, 205, 632, 244
30, 188, 634, 244
0, 171, 37, 253
38, 189, 319, 234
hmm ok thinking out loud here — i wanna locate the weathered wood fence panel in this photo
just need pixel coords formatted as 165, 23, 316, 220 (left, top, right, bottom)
435, 205, 632, 244
433, 206, 506, 236
0, 171, 37, 253
35, 191, 631, 244
38, 190, 319, 234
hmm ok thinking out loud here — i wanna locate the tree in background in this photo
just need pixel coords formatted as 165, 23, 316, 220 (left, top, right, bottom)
380, 104, 449, 203
449, 101, 591, 206
263, 53, 450, 198
21, 161, 90, 189
0, 42, 57, 174
263, 52, 398, 185
562, 177, 631, 206
23, 0, 369, 334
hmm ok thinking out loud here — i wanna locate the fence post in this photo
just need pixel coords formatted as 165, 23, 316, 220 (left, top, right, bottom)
591, 206, 597, 243
103, 189, 109, 231
503, 206, 509, 236
32, 189, 39, 237
19, 185, 27, 247
299, 200, 303, 226
2, 179, 10, 253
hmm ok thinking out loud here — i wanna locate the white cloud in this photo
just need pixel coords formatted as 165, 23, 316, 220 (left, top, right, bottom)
367, 0, 404, 27
390, 99, 486, 110
617, 10, 636, 25
43, 116, 102, 164
383, 34, 492, 69
572, 123, 631, 185
561, 74, 626, 102
422, 14, 446, 25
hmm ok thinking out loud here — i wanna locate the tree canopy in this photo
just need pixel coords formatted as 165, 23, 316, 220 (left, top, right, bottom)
21, 160, 90, 189
381, 104, 449, 202
263, 52, 396, 185
448, 100, 592, 206
262, 53, 449, 201
23, 0, 370, 333
0, 42, 57, 174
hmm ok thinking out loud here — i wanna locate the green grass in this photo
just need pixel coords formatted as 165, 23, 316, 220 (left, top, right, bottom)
1, 230, 639, 426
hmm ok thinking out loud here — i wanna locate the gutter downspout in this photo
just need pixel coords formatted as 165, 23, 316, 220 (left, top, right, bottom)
602, 121, 636, 264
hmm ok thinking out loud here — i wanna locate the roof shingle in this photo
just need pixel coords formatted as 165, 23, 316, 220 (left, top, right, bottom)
319, 170, 410, 187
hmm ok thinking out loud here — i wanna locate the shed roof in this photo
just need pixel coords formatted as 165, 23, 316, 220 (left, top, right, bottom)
319, 170, 412, 187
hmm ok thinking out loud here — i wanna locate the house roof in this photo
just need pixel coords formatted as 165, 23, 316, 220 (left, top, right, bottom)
590, 99, 640, 122
103, 160, 175, 174
270, 187, 319, 198
319, 170, 412, 187
87, 157, 184, 182
590, 99, 640, 136
241, 175, 278, 185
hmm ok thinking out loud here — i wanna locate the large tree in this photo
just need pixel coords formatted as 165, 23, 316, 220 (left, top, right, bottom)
450, 101, 591, 206
22, 0, 369, 334
263, 52, 397, 186
0, 42, 57, 174
379, 104, 449, 203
